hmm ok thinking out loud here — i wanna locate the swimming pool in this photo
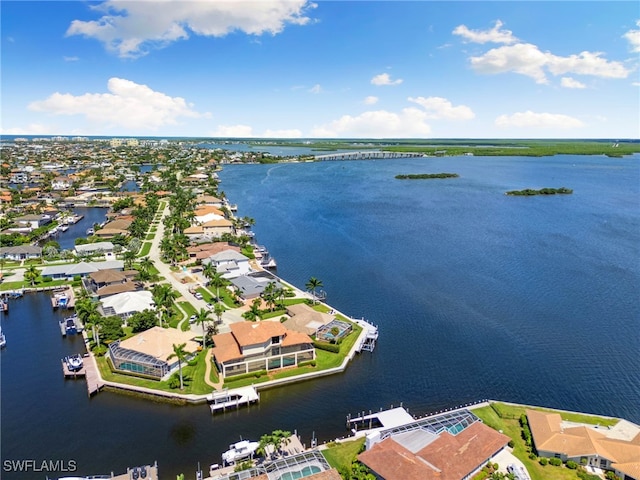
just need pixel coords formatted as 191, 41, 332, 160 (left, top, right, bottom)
277, 465, 322, 480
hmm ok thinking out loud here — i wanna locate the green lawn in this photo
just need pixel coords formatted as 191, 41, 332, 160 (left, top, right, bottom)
322, 438, 365, 472
97, 350, 212, 395
139, 242, 152, 256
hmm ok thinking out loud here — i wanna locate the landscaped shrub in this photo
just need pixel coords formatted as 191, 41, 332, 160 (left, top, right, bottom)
577, 469, 603, 480
539, 458, 548, 466
42, 276, 52, 283
529, 453, 537, 460
549, 457, 562, 466
507, 440, 515, 448
605, 472, 622, 480
298, 360, 316, 368
313, 340, 340, 353
225, 370, 267, 382
93, 345, 107, 356
566, 461, 578, 469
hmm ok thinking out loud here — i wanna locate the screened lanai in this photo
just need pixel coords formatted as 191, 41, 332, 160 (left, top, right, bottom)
108, 340, 169, 378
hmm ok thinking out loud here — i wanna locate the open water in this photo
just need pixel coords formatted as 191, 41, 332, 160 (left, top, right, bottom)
1, 154, 638, 479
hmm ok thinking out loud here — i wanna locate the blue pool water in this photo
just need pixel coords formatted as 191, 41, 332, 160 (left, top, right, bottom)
277, 465, 322, 480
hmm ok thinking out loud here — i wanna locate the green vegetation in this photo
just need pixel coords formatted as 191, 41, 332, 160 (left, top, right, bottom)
97, 350, 212, 395
395, 173, 459, 179
506, 187, 573, 196
322, 438, 370, 479
139, 242, 152, 256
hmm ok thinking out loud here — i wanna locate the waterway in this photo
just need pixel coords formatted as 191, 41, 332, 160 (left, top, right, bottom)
1, 154, 638, 479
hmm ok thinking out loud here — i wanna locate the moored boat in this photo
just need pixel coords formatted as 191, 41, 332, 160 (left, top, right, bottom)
64, 354, 83, 372
221, 439, 259, 465
0, 327, 6, 348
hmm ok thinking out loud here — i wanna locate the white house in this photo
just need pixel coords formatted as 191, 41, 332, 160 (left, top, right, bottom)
204, 250, 252, 279
99, 290, 155, 321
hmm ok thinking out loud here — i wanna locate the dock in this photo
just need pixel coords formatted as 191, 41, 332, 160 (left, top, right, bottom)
61, 354, 102, 396
59, 315, 84, 336
51, 287, 75, 309
207, 386, 260, 413
354, 318, 379, 352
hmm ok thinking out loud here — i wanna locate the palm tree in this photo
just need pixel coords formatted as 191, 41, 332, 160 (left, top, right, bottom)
194, 308, 212, 348
305, 277, 323, 304
122, 250, 136, 269
167, 343, 187, 390
242, 298, 262, 322
152, 283, 175, 326
213, 302, 225, 326
209, 271, 225, 302
23, 265, 40, 286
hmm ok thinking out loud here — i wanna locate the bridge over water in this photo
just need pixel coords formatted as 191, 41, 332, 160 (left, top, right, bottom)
314, 151, 424, 161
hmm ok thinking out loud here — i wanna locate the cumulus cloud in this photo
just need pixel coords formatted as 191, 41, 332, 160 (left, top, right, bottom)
624, 20, 640, 52
452, 20, 518, 44
211, 124, 254, 137
28, 77, 208, 131
363, 96, 378, 105
495, 111, 584, 129
371, 73, 403, 86
211, 125, 302, 138
408, 96, 475, 120
311, 108, 431, 138
63, 56, 79, 62
560, 77, 586, 89
262, 128, 302, 138
309, 84, 322, 94
0, 123, 53, 135
67, 0, 316, 58
469, 43, 629, 84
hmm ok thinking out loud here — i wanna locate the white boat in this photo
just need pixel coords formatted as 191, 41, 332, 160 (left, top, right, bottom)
221, 439, 259, 464
64, 354, 83, 372
86, 227, 94, 235
0, 327, 6, 348
59, 225, 69, 232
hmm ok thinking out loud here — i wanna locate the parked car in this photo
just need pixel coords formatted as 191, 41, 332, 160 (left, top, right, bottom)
194, 292, 203, 300
189, 315, 197, 324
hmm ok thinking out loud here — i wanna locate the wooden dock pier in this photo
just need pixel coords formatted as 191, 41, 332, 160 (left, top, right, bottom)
61, 354, 103, 396
207, 387, 259, 414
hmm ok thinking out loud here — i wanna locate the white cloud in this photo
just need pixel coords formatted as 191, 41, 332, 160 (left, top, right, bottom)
470, 43, 630, 84
623, 20, 640, 53
211, 124, 254, 137
371, 73, 403, 86
63, 56, 79, 62
28, 77, 208, 131
408, 96, 475, 120
363, 96, 378, 105
560, 77, 586, 89
262, 128, 302, 138
210, 125, 302, 138
452, 20, 518, 44
633, 82, 640, 87
66, 0, 316, 58
0, 123, 53, 135
495, 111, 585, 129
309, 84, 322, 94
311, 108, 431, 138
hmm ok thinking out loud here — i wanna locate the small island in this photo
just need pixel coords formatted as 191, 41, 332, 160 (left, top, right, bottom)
505, 187, 573, 196
395, 173, 459, 179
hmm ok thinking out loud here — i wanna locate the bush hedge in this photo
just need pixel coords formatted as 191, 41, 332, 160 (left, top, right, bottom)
313, 340, 340, 353
549, 457, 562, 466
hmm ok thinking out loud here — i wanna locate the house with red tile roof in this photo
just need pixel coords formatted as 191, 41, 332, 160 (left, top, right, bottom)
211, 320, 315, 378
358, 410, 510, 480
527, 409, 640, 480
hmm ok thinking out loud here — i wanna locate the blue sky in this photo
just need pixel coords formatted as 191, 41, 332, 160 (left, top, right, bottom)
1, 1, 638, 138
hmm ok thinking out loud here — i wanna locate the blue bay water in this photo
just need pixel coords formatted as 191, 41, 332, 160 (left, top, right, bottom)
1, 154, 638, 479
218, 155, 640, 419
